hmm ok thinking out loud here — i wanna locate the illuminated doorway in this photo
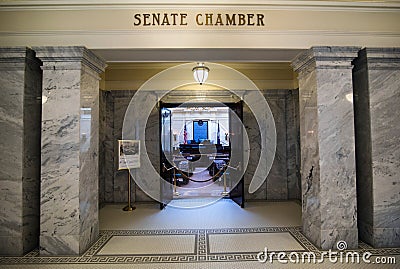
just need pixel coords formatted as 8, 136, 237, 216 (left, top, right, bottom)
160, 101, 245, 208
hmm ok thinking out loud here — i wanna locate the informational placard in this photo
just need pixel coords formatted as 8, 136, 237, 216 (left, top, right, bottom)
118, 140, 140, 169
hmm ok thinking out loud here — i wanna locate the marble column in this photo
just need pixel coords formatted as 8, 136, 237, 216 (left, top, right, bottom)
0, 47, 42, 255
33, 47, 106, 255
352, 48, 400, 248
292, 47, 359, 250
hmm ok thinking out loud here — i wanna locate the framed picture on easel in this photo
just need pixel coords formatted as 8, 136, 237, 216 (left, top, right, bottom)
118, 140, 140, 170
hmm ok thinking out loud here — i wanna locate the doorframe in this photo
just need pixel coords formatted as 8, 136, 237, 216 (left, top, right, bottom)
159, 103, 173, 209
158, 101, 246, 207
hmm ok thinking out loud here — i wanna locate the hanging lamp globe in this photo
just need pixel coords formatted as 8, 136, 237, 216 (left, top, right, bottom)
192, 63, 210, 85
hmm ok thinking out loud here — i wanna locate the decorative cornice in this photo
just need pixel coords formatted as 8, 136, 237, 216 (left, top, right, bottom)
291, 46, 360, 74
1, 30, 398, 56
33, 46, 107, 74
360, 47, 400, 70
353, 47, 400, 71
1, 1, 400, 11
0, 46, 29, 61
2, 29, 399, 38
0, 46, 41, 67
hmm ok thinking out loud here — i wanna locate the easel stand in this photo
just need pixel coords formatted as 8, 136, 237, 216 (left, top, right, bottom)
123, 170, 136, 211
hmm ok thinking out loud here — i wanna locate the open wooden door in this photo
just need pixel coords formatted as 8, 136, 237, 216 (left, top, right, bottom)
228, 101, 245, 208
159, 104, 173, 209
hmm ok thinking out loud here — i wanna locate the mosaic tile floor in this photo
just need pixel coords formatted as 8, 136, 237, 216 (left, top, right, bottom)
1, 227, 399, 268
0, 200, 399, 268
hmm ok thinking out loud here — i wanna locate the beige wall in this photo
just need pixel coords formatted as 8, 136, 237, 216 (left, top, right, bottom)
0, 1, 399, 49
104, 62, 298, 90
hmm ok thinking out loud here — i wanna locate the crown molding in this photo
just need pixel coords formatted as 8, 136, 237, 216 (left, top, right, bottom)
0, 29, 272, 38
105, 62, 293, 70
1, 30, 398, 60
1, 29, 399, 37
1, 1, 400, 11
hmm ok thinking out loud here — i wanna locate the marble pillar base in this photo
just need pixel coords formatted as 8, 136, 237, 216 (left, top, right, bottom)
320, 229, 359, 250
40, 220, 99, 255
359, 222, 400, 248
371, 229, 400, 247
0, 236, 23, 256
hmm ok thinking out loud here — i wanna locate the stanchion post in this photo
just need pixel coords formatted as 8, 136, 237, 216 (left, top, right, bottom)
173, 167, 180, 196
221, 165, 229, 196
123, 170, 136, 211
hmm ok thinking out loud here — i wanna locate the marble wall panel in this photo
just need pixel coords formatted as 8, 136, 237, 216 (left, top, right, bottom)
98, 90, 107, 206
353, 48, 400, 248
100, 92, 120, 204
103, 140, 115, 202
145, 105, 160, 171
286, 90, 301, 200
112, 96, 132, 203
141, 104, 160, 202
292, 46, 359, 250
100, 89, 300, 204
237, 90, 300, 202
100, 90, 154, 204
264, 91, 288, 200
34, 46, 106, 255
243, 102, 265, 200
130, 92, 161, 203
104, 92, 115, 203
0, 47, 42, 255
135, 185, 155, 202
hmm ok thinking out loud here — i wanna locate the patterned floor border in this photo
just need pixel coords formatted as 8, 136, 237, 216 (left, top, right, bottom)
0, 227, 399, 265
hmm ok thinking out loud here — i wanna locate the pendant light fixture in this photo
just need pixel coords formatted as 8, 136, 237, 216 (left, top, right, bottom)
192, 63, 210, 85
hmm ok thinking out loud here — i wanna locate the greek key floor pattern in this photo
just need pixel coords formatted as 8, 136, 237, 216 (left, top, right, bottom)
1, 227, 399, 265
